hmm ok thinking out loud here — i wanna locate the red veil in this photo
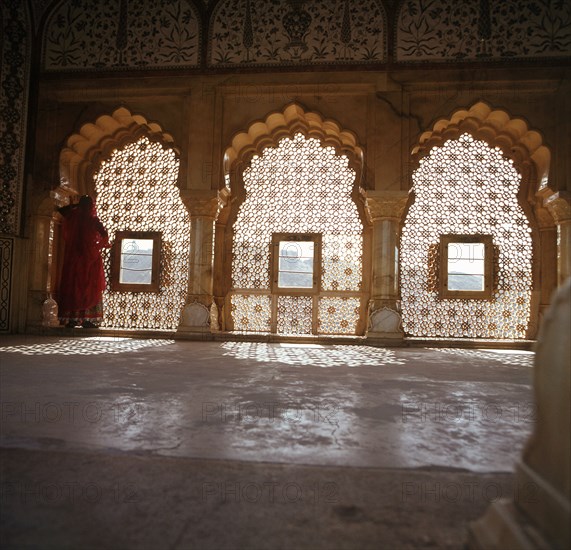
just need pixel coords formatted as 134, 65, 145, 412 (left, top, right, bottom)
58, 198, 110, 313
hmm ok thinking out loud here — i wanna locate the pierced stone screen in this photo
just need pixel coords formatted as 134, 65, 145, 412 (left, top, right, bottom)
230, 133, 363, 335
94, 137, 190, 329
400, 133, 533, 339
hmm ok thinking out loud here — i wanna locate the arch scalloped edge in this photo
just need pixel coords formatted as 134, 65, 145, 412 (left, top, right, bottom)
59, 107, 178, 195
224, 102, 364, 180
412, 101, 551, 194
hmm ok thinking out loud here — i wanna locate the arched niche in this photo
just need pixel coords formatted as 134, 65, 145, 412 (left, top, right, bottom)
402, 101, 555, 338
46, 107, 188, 331
214, 102, 369, 335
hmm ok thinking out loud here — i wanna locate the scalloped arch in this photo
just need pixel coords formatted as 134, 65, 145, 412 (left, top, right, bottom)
412, 101, 551, 197
59, 107, 178, 196
223, 103, 364, 191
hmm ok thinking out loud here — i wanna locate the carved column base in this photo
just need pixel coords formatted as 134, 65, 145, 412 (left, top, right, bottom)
366, 303, 404, 343
176, 300, 211, 334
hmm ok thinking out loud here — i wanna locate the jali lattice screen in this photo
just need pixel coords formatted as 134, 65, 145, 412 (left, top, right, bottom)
94, 137, 190, 329
400, 133, 533, 339
230, 133, 364, 335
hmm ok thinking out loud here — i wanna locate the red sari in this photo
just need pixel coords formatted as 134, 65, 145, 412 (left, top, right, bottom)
57, 197, 110, 325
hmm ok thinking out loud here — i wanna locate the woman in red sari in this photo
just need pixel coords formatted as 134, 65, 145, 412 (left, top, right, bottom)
57, 195, 110, 328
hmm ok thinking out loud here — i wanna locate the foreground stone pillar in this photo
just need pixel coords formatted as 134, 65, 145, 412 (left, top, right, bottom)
177, 191, 221, 334
468, 277, 571, 549
364, 191, 408, 342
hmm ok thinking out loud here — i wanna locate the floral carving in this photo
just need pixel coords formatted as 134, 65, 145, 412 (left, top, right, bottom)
209, 0, 386, 66
397, 0, 571, 62
0, 0, 30, 234
43, 0, 200, 71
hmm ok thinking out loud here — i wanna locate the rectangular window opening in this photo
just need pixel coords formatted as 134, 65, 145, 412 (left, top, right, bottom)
111, 231, 161, 292
440, 235, 493, 299
271, 234, 320, 294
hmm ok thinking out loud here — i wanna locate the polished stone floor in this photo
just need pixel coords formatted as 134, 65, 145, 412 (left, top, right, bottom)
0, 336, 536, 549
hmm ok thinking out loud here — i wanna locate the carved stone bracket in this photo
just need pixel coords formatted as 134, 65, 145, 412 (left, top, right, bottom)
543, 190, 571, 225
364, 190, 409, 223
180, 190, 225, 219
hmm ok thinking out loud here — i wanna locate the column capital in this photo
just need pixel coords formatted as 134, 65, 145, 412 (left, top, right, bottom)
180, 189, 228, 218
364, 190, 409, 222
543, 190, 571, 225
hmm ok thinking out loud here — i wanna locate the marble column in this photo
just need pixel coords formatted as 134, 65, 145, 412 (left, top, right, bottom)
364, 190, 409, 342
177, 191, 222, 334
544, 191, 571, 286
29, 190, 71, 327
468, 277, 570, 549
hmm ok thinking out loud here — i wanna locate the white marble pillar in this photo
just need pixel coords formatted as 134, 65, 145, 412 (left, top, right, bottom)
364, 191, 408, 341
177, 191, 221, 333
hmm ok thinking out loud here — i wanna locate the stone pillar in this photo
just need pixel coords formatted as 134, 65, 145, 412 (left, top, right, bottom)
177, 190, 221, 334
364, 190, 409, 342
544, 191, 571, 286
468, 278, 571, 549
28, 190, 70, 328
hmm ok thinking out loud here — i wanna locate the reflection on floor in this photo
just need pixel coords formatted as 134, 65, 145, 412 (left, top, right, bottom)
1, 336, 536, 548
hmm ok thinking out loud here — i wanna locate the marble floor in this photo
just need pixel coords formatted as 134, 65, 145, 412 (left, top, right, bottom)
0, 336, 536, 549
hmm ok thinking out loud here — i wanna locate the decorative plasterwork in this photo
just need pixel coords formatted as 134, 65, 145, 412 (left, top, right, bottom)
412, 101, 551, 200
59, 107, 178, 196
0, 0, 31, 235
396, 0, 571, 62
224, 102, 364, 184
208, 0, 386, 67
30, 0, 52, 32
0, 237, 14, 331
42, 0, 200, 72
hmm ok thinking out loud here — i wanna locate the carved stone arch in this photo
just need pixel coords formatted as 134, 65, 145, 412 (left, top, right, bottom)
412, 101, 551, 208
224, 102, 364, 198
219, 102, 367, 233
58, 106, 179, 197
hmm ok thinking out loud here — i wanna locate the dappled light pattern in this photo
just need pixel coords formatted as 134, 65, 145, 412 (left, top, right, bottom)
95, 137, 190, 330
401, 133, 533, 339
231, 133, 363, 335
0, 337, 175, 356
429, 348, 534, 368
220, 342, 405, 368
